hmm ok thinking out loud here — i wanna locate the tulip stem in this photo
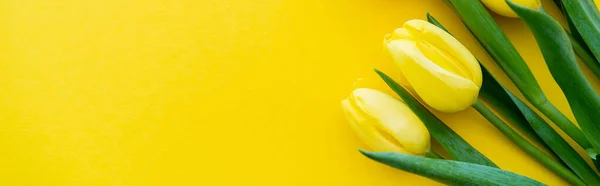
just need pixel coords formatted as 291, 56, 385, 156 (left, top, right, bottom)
425, 151, 443, 159
472, 100, 585, 186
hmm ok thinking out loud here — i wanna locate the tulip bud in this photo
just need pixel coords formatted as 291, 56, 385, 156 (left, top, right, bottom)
481, 0, 541, 18
384, 19, 482, 113
341, 88, 431, 155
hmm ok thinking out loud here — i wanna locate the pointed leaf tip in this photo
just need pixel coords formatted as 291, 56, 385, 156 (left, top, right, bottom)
358, 149, 369, 155
358, 149, 388, 162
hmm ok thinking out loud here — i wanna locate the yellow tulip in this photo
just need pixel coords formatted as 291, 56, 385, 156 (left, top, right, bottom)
481, 0, 541, 18
384, 19, 482, 113
341, 88, 431, 155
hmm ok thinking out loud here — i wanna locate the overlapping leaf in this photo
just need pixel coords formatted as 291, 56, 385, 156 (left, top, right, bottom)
360, 150, 545, 186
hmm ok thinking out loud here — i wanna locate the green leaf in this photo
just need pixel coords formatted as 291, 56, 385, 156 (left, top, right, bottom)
553, 0, 587, 48
359, 150, 545, 186
570, 32, 600, 79
508, 0, 600, 160
553, 0, 600, 80
483, 67, 592, 186
374, 69, 497, 167
560, 0, 600, 63
471, 99, 584, 186
478, 70, 547, 150
445, 0, 591, 150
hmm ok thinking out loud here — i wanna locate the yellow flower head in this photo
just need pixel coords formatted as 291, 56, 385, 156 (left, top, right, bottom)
384, 19, 482, 113
481, 0, 541, 18
341, 88, 431, 155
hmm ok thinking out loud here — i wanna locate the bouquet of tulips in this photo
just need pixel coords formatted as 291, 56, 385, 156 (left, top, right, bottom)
342, 0, 600, 185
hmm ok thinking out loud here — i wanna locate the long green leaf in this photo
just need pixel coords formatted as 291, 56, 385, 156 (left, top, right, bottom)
553, 0, 600, 171
508, 0, 600, 167
446, 0, 591, 150
553, 0, 588, 49
360, 150, 545, 186
375, 69, 497, 167
570, 33, 600, 79
560, 0, 600, 63
482, 66, 594, 186
471, 99, 583, 186
478, 68, 549, 151
552, 0, 600, 79
507, 88, 600, 185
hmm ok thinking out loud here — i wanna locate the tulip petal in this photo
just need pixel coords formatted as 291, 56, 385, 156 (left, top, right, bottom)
351, 88, 431, 155
387, 40, 479, 112
404, 20, 482, 87
391, 28, 414, 40
341, 98, 410, 154
416, 40, 471, 80
384, 35, 413, 90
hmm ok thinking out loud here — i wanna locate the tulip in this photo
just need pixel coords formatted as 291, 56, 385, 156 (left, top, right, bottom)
384, 20, 482, 113
341, 88, 431, 155
481, 0, 541, 18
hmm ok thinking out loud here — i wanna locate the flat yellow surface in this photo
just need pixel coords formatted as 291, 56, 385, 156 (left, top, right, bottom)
2, 0, 599, 185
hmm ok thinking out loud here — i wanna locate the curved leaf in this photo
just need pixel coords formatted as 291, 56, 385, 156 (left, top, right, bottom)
483, 63, 594, 186
472, 99, 584, 186
360, 150, 545, 186
508, 1, 600, 181
507, 87, 599, 186
553, 0, 600, 80
560, 0, 600, 63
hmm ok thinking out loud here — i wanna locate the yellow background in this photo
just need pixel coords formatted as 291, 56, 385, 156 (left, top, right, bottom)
2, 0, 599, 185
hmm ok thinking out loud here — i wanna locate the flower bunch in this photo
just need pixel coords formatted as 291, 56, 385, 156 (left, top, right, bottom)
342, 0, 600, 185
